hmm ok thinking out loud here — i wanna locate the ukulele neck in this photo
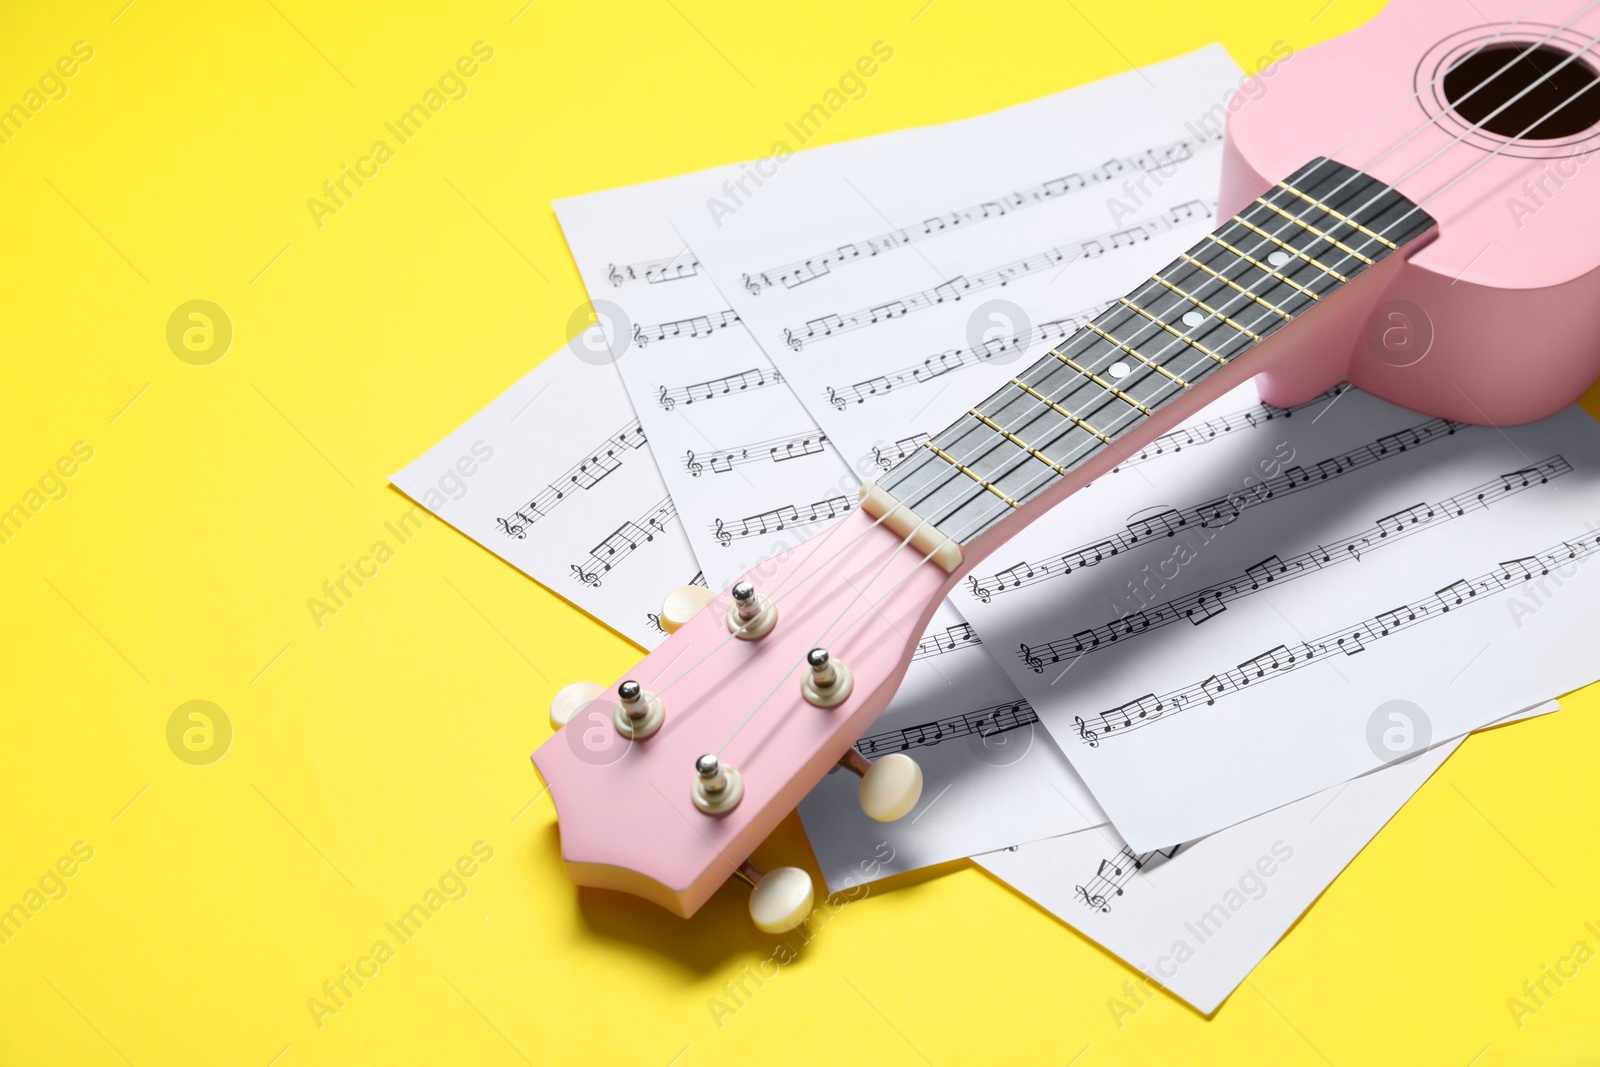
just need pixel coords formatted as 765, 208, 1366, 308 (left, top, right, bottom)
866, 157, 1437, 553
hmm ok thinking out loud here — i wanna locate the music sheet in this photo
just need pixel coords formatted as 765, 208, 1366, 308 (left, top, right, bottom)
672, 46, 1243, 475
975, 701, 1558, 1015
389, 349, 702, 647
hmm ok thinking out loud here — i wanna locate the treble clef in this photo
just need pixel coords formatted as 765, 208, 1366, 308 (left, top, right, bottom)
607, 263, 623, 287
714, 518, 731, 547
570, 564, 601, 588
658, 384, 675, 411
496, 516, 527, 540
967, 575, 992, 603
743, 273, 762, 296
1074, 885, 1110, 912
827, 386, 846, 411
1021, 643, 1044, 674
1074, 715, 1099, 748
784, 328, 802, 352
632, 323, 649, 348
686, 450, 702, 477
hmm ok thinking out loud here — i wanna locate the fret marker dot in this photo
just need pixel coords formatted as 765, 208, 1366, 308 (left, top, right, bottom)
1181, 310, 1206, 327
1109, 361, 1130, 379
1268, 250, 1293, 267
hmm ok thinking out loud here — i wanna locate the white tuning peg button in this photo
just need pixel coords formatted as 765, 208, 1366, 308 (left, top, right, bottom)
747, 866, 815, 934
660, 585, 716, 634
859, 753, 924, 822
549, 681, 604, 731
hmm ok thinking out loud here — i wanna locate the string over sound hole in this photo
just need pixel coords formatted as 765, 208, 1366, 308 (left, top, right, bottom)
1443, 43, 1600, 140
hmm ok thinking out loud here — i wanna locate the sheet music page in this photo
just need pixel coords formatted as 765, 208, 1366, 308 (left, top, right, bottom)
556, 150, 1111, 873
390, 349, 702, 647
556, 146, 901, 587
673, 46, 1243, 474
974, 701, 1558, 1015
799, 601, 1106, 893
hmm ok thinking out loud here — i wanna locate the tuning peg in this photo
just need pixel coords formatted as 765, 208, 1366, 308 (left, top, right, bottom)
659, 584, 717, 633
740, 861, 814, 934
726, 581, 778, 639
839, 749, 923, 822
691, 753, 743, 814
549, 681, 604, 731
801, 647, 853, 707
612, 680, 664, 739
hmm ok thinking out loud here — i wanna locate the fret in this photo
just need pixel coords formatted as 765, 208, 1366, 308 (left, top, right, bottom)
1149, 273, 1263, 340
970, 409, 1069, 475
1177, 252, 1296, 320
1203, 232, 1324, 299
872, 157, 1438, 547
1117, 295, 1230, 366
1085, 323, 1193, 389
1251, 197, 1376, 265
1226, 216, 1351, 283
1051, 351, 1153, 414
1273, 179, 1399, 250
923, 441, 1020, 508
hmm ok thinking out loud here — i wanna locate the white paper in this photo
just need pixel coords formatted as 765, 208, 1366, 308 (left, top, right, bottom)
556, 147, 896, 588
389, 349, 703, 647
798, 602, 1106, 893
673, 46, 1243, 474
975, 701, 1559, 1015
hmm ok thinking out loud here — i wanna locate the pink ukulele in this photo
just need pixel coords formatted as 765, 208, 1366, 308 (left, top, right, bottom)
536, 0, 1600, 932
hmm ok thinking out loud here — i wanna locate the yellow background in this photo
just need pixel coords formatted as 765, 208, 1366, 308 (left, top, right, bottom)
3, 0, 1598, 1062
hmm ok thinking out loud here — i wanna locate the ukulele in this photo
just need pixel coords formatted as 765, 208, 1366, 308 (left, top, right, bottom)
535, 0, 1600, 932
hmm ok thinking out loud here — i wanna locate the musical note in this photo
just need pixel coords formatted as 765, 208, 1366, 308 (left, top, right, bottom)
569, 497, 677, 586
684, 431, 830, 479
740, 128, 1223, 295
964, 417, 1464, 600
656, 367, 784, 410
1068, 519, 1600, 744
495, 419, 647, 537
856, 697, 1040, 758
911, 622, 982, 660
773, 201, 1214, 347
1013, 458, 1572, 677
710, 494, 854, 545
633, 308, 739, 346
604, 251, 700, 288
1072, 844, 1181, 913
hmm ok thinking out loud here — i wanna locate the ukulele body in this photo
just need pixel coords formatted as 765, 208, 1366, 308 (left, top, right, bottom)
1222, 0, 1600, 421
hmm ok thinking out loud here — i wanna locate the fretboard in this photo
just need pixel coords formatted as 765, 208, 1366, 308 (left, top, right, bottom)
874, 157, 1436, 546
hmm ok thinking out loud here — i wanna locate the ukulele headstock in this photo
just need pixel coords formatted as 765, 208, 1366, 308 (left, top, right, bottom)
532, 507, 951, 921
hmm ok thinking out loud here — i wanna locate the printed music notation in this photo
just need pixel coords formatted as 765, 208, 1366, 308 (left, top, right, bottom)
495, 420, 649, 539
1072, 526, 1600, 747
656, 366, 784, 411
780, 200, 1213, 351
1074, 844, 1182, 914
646, 570, 708, 634
570, 496, 677, 588
823, 302, 1114, 409
870, 434, 934, 472
1017, 458, 1572, 672
856, 697, 1037, 758
911, 622, 982, 661
712, 494, 855, 546
607, 251, 700, 287
685, 430, 828, 477
632, 308, 741, 347
1108, 388, 1344, 474
741, 129, 1219, 296
966, 417, 1461, 603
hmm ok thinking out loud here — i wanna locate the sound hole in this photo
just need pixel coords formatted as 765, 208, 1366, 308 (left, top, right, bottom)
1444, 43, 1600, 139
